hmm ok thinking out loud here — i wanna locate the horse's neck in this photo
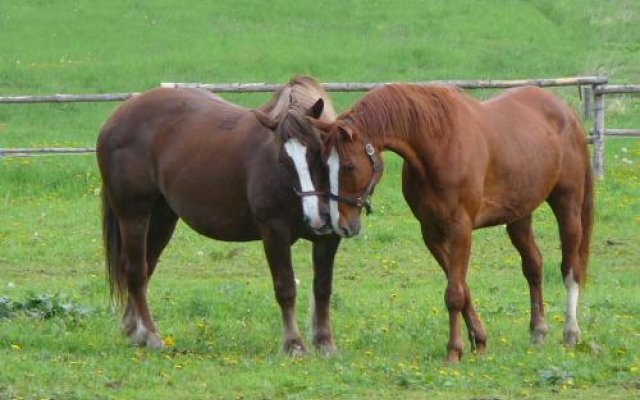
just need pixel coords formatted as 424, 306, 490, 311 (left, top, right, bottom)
356, 112, 437, 181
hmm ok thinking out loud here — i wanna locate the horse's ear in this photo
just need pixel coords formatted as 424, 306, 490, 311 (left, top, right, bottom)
306, 98, 324, 119
307, 117, 333, 133
338, 124, 355, 141
252, 110, 278, 130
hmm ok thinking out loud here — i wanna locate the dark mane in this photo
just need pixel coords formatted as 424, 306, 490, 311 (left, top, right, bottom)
341, 84, 461, 144
275, 106, 323, 152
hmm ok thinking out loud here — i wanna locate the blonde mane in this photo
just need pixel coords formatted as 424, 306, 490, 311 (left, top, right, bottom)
260, 75, 336, 123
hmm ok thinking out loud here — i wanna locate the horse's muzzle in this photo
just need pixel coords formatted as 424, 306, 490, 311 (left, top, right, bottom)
305, 214, 332, 235
337, 218, 360, 238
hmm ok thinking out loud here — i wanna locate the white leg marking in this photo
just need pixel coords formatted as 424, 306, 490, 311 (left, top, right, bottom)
130, 316, 163, 348
563, 270, 581, 345
131, 317, 149, 344
327, 148, 341, 233
284, 138, 323, 229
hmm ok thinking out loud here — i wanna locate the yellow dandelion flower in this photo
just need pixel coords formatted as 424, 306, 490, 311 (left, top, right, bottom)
163, 336, 175, 347
11, 344, 21, 351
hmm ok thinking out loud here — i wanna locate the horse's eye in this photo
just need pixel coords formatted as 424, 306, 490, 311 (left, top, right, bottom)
342, 163, 356, 172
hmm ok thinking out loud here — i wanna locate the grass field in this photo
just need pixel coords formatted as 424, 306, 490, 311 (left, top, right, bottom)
1, 1, 639, 399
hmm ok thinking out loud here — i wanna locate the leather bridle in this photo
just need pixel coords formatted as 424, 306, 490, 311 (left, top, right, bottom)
294, 143, 382, 215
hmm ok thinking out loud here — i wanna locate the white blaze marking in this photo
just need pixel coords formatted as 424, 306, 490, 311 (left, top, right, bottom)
563, 270, 580, 337
284, 138, 322, 228
327, 148, 341, 233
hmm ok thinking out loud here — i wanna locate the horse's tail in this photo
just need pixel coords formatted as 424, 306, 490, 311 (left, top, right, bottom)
102, 186, 125, 305
579, 147, 594, 287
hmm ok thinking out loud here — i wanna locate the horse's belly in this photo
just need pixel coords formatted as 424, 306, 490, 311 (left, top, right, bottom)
474, 198, 539, 228
475, 138, 562, 228
179, 210, 261, 242
474, 180, 555, 228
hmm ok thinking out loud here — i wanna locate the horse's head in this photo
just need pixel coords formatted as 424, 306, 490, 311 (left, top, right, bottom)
311, 118, 383, 238
254, 98, 332, 235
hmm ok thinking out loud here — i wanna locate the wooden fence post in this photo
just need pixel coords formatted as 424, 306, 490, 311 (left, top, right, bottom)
582, 86, 592, 121
592, 84, 605, 179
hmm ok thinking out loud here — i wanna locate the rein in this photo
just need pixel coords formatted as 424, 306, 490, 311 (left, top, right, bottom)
295, 143, 382, 215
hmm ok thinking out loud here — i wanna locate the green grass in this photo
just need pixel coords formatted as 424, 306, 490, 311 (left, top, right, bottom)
1, 0, 640, 399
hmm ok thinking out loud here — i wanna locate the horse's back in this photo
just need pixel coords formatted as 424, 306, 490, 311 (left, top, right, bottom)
98, 88, 241, 145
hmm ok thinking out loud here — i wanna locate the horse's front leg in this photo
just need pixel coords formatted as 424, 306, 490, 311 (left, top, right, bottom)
422, 214, 478, 363
310, 234, 341, 355
260, 223, 305, 356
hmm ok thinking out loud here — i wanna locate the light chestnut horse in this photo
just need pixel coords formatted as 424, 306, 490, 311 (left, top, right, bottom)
97, 76, 340, 356
312, 84, 593, 362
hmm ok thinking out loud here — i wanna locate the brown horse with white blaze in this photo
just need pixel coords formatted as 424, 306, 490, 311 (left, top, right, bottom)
313, 84, 593, 362
97, 76, 341, 356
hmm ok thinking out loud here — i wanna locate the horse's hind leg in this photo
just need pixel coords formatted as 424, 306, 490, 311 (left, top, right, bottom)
118, 208, 164, 348
548, 189, 584, 347
310, 234, 340, 355
506, 215, 548, 344
146, 197, 179, 278
122, 198, 178, 342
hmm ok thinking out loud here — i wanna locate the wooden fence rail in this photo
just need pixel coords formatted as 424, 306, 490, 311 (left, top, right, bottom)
594, 84, 640, 95
4, 75, 639, 179
0, 76, 607, 103
161, 76, 608, 92
0, 147, 96, 156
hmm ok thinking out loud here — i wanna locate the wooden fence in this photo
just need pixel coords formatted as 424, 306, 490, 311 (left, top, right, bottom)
2, 75, 638, 178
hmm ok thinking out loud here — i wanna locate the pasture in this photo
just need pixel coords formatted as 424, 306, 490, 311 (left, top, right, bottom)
1, 1, 639, 398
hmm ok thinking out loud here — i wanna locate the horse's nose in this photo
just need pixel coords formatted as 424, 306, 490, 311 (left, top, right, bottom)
320, 210, 331, 225
339, 219, 361, 238
305, 215, 330, 234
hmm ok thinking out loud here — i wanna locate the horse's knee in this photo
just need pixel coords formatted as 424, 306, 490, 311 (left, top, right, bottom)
444, 284, 465, 311
274, 281, 296, 307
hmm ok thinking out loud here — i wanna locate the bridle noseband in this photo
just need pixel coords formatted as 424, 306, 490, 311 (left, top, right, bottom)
294, 143, 382, 215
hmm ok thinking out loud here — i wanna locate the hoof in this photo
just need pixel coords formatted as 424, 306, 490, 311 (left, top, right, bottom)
472, 342, 486, 355
444, 348, 462, 364
531, 324, 548, 346
283, 341, 307, 358
132, 331, 164, 349
563, 327, 580, 347
129, 321, 164, 349
313, 338, 337, 357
